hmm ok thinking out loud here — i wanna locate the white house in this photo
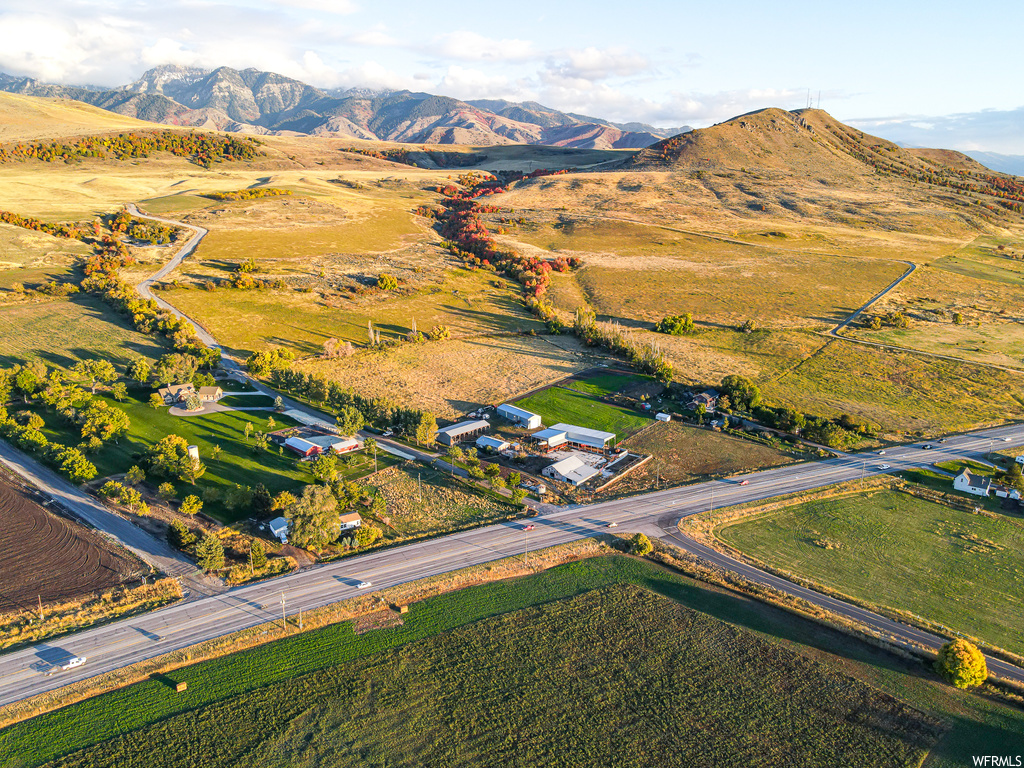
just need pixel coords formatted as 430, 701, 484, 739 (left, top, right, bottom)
339, 512, 363, 531
497, 403, 543, 430
542, 456, 601, 486
476, 435, 510, 452
1017, 455, 1024, 466
953, 468, 992, 497
655, 412, 671, 422
268, 516, 289, 542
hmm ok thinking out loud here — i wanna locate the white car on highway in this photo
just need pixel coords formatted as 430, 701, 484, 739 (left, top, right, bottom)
61, 657, 87, 670
356, 581, 372, 589
878, 464, 891, 470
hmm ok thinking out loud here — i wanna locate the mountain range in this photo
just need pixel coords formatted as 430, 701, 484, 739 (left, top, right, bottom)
0, 65, 688, 149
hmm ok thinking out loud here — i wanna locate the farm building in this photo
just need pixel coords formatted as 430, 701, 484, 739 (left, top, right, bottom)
158, 383, 195, 404
497, 403, 543, 429
550, 423, 616, 452
543, 456, 601, 486
308, 435, 360, 453
197, 386, 223, 402
532, 427, 568, 450
339, 512, 363, 531
1017, 455, 1024, 465
476, 435, 510, 452
269, 516, 289, 542
284, 436, 321, 457
953, 469, 991, 497
436, 419, 489, 446
656, 412, 671, 422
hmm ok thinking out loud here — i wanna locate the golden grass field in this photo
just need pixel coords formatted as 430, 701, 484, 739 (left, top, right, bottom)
0, 222, 91, 292
298, 333, 609, 418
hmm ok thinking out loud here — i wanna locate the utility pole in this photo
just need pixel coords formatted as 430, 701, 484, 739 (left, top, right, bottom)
280, 593, 287, 632
710, 486, 714, 515
38, 595, 44, 622
524, 528, 529, 565
298, 606, 303, 631
418, 472, 422, 502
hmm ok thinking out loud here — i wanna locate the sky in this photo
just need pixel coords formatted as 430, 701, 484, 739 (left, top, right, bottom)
1, 0, 1023, 151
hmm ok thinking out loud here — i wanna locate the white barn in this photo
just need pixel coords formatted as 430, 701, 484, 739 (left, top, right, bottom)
497, 403, 543, 429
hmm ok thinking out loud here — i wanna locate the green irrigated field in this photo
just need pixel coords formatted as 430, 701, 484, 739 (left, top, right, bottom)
2, 561, 956, 768
718, 489, 1024, 654
563, 369, 661, 397
516, 386, 651, 440
0, 297, 167, 369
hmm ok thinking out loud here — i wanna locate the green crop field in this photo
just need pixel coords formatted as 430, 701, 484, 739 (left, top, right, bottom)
516, 386, 651, 440
0, 297, 168, 370
34, 584, 942, 768
564, 369, 660, 397
12, 556, 1015, 768
718, 488, 1024, 654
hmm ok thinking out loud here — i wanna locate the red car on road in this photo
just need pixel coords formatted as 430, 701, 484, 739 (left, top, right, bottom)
523, 524, 536, 531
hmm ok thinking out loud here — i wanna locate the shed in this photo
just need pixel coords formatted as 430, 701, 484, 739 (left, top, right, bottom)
497, 403, 543, 429
542, 456, 601, 486
550, 423, 616, 452
284, 436, 321, 457
268, 516, 289, 542
532, 428, 568, 450
435, 419, 490, 446
476, 435, 510, 452
655, 412, 671, 422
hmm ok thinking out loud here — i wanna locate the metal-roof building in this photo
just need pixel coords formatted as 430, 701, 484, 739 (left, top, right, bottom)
436, 419, 490, 446
542, 456, 601, 486
549, 423, 616, 451
476, 435, 510, 452
497, 403, 543, 429
532, 427, 568, 449
308, 435, 360, 453
284, 436, 321, 456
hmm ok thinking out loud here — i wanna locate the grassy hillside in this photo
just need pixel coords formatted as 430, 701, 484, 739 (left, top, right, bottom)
0, 92, 156, 141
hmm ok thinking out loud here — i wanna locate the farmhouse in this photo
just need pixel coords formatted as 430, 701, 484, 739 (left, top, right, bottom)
550, 423, 616, 453
497, 403, 543, 429
953, 468, 991, 497
158, 383, 195, 404
543, 456, 601, 486
308, 435, 360, 454
436, 419, 489, 447
269, 516, 289, 542
476, 435, 510, 453
284, 436, 321, 457
687, 390, 718, 412
1017, 455, 1024, 466
339, 511, 363, 531
197, 386, 223, 402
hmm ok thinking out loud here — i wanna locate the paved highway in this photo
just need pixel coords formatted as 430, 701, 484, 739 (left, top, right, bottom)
2, 421, 1022, 709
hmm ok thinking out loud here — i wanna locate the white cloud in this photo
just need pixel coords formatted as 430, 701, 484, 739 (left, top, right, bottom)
545, 47, 649, 82
847, 108, 1024, 154
427, 31, 537, 63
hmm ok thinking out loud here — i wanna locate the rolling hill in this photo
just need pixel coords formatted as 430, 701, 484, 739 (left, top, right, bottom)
0, 66, 686, 149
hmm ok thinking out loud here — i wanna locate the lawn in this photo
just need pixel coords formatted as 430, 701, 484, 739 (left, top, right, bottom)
0, 297, 167, 370
8, 557, 1007, 768
563, 369, 661, 398
28, 391, 309, 522
617, 421, 797, 488
516, 386, 651, 441
717, 488, 1024, 655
